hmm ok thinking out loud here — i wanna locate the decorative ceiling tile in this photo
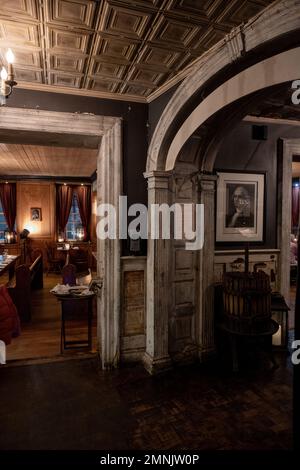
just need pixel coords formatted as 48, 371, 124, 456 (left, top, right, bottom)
87, 76, 121, 93
93, 34, 139, 64
0, 20, 40, 48
127, 67, 165, 88
98, 2, 153, 40
214, 0, 274, 29
121, 82, 154, 96
0, 47, 42, 68
111, 0, 163, 7
46, 0, 97, 30
137, 44, 181, 71
48, 27, 91, 53
148, 15, 202, 50
14, 67, 43, 82
50, 54, 86, 73
90, 59, 127, 79
0, 0, 39, 22
50, 72, 83, 87
165, 0, 227, 22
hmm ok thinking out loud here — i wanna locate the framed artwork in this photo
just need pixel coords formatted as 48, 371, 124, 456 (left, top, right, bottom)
30, 207, 42, 221
216, 171, 265, 242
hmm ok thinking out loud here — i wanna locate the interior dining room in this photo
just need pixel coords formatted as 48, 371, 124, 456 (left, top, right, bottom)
0, 143, 99, 361
0, 0, 299, 459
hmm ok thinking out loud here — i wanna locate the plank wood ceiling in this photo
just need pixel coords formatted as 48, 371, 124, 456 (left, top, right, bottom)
0, 143, 98, 177
0, 0, 275, 102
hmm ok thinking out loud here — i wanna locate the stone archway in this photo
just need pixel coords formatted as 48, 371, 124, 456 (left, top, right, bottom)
147, 0, 300, 173
143, 0, 300, 373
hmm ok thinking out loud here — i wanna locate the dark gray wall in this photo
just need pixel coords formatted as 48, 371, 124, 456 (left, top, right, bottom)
214, 120, 300, 249
148, 83, 179, 140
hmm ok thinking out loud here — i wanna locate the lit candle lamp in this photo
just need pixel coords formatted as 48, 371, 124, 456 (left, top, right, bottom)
4, 230, 15, 244
5, 48, 15, 81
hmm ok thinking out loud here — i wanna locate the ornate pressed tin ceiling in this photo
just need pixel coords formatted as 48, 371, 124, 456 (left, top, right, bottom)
0, 0, 275, 102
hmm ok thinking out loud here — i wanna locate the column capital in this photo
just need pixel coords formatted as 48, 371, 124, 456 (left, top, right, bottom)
144, 170, 172, 191
198, 173, 217, 192
143, 170, 172, 180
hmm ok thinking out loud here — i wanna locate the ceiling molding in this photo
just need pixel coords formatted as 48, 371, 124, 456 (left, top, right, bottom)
15, 82, 148, 103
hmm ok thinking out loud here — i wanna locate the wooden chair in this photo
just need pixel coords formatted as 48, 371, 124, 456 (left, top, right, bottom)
46, 243, 63, 275
7, 253, 43, 322
69, 248, 89, 276
62, 264, 77, 286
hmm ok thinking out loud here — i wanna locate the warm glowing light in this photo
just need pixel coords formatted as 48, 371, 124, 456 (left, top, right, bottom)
24, 222, 39, 234
6, 49, 14, 64
1, 67, 7, 81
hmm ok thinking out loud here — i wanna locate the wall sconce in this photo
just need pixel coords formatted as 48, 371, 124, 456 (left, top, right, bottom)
1, 49, 17, 106
4, 230, 16, 244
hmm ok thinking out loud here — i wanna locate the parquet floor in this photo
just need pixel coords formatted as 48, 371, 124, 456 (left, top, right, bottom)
0, 356, 293, 450
6, 274, 98, 362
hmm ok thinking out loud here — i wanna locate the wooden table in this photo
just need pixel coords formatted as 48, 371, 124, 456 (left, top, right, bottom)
52, 291, 95, 353
0, 255, 20, 281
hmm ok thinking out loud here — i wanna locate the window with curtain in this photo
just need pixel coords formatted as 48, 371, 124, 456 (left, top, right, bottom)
0, 200, 9, 241
65, 193, 83, 240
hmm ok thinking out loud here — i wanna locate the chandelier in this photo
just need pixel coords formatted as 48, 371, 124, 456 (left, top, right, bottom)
0, 49, 17, 106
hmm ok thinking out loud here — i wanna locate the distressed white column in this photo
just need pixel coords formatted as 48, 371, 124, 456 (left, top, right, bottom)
143, 171, 172, 374
97, 119, 122, 369
197, 175, 217, 361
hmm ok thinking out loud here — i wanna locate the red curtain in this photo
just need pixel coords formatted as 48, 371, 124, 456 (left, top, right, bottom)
56, 185, 74, 232
292, 185, 300, 228
75, 185, 91, 241
0, 183, 16, 231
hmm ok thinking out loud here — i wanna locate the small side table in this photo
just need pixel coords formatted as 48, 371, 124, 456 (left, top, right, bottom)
53, 292, 95, 353
271, 292, 290, 351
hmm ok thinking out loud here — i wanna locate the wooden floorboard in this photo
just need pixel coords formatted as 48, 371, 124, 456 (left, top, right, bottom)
6, 273, 98, 362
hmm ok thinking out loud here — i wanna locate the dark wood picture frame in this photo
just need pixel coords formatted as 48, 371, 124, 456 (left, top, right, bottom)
30, 207, 42, 221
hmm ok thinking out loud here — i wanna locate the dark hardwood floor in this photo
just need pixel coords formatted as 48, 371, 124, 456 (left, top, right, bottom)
0, 355, 292, 450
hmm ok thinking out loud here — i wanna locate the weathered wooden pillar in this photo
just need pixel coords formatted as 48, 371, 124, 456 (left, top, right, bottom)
197, 174, 217, 360
143, 171, 172, 374
97, 119, 122, 369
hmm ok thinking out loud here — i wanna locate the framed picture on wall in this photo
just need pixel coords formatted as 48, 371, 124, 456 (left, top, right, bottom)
216, 171, 265, 242
30, 207, 42, 221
